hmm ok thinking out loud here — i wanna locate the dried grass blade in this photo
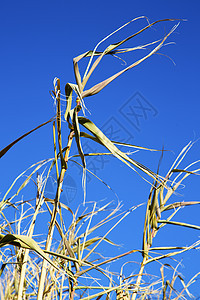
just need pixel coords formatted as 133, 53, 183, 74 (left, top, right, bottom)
146, 241, 200, 265
82, 16, 148, 83
0, 234, 60, 272
81, 18, 179, 88
68, 200, 119, 242
73, 109, 86, 169
100, 18, 179, 55
74, 40, 159, 93
73, 237, 119, 253
45, 200, 80, 272
55, 78, 67, 170
0, 117, 54, 159
53, 121, 59, 181
45, 198, 74, 216
2, 159, 50, 203
171, 168, 199, 175
158, 220, 200, 230
174, 272, 200, 300
165, 141, 193, 181
72, 108, 86, 203
77, 248, 139, 277
80, 131, 166, 152
149, 188, 160, 229
64, 83, 73, 125
162, 201, 200, 211
82, 204, 140, 262
164, 167, 200, 205
81, 23, 179, 98
78, 117, 161, 182
73, 56, 83, 92
70, 159, 118, 200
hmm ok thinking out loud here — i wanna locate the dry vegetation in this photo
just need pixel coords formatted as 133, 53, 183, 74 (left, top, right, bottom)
0, 17, 200, 300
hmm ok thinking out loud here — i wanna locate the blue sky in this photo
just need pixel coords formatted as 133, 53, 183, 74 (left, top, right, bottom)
1, 0, 200, 297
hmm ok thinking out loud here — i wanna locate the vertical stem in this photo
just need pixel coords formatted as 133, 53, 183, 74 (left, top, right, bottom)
17, 175, 44, 300
37, 130, 74, 300
131, 257, 147, 300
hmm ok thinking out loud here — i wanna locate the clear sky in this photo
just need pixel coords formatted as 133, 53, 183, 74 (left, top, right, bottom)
1, 0, 200, 297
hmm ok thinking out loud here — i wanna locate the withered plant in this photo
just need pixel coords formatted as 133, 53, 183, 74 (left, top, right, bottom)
0, 17, 199, 300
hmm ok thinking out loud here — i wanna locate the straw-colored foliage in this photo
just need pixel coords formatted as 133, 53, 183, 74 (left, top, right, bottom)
0, 17, 199, 299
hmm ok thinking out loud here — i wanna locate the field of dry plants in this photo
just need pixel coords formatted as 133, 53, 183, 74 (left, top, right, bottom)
0, 17, 200, 300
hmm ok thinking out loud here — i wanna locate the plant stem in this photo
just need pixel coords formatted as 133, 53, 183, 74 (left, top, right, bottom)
37, 130, 74, 300
131, 257, 147, 300
17, 175, 44, 300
